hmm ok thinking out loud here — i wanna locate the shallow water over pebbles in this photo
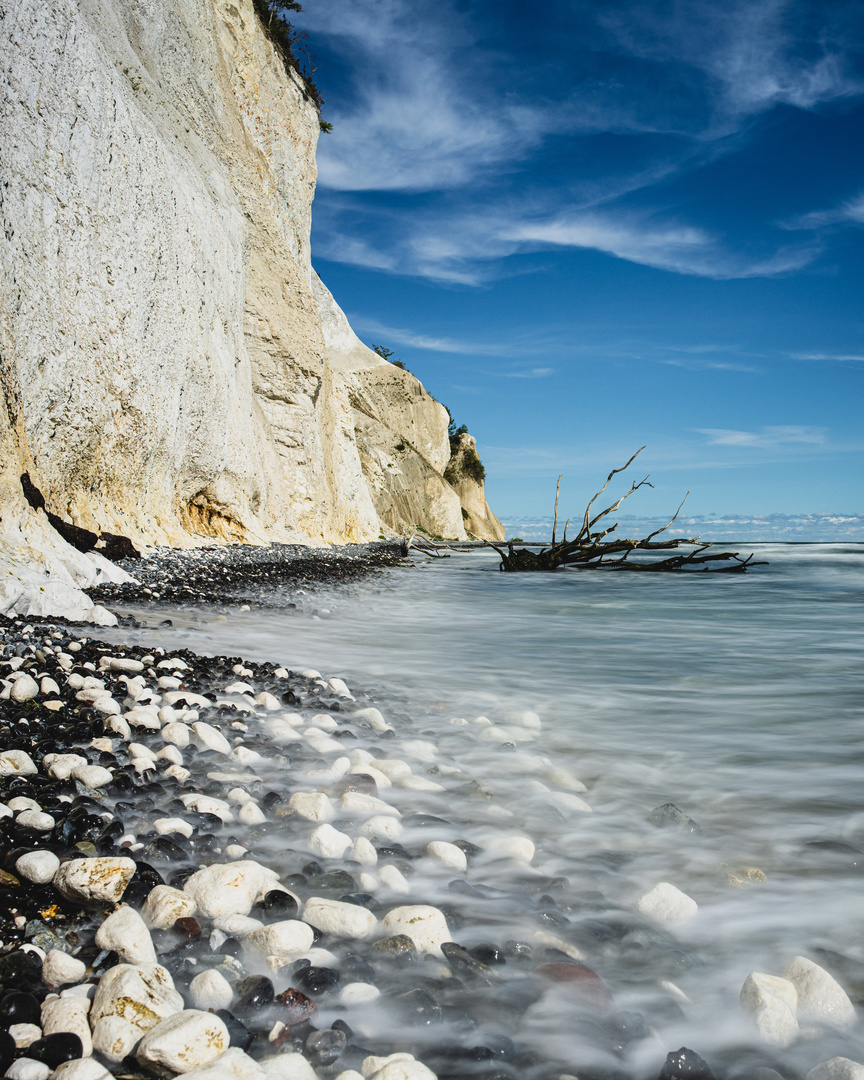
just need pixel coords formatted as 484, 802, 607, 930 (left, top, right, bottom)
113, 542, 864, 1077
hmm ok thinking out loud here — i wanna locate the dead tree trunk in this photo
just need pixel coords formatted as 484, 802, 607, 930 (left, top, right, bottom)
487, 448, 766, 573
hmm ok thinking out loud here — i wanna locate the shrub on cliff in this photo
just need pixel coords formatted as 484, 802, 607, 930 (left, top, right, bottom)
252, 0, 326, 116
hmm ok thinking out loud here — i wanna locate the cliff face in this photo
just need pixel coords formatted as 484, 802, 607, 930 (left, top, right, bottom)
0, 0, 492, 618
445, 433, 505, 542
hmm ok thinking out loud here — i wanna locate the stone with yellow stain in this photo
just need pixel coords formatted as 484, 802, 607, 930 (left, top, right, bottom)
136, 1009, 230, 1077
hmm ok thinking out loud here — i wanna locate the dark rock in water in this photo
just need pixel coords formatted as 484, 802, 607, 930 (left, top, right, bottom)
535, 962, 612, 1010
375, 843, 417, 862
402, 813, 453, 830
172, 917, 202, 940
503, 940, 535, 962
305, 1028, 346, 1068
396, 987, 443, 1026
216, 1010, 254, 1052
803, 840, 863, 867
0, 1029, 13, 1075
371, 935, 417, 961
338, 892, 379, 912
306, 870, 355, 893
341, 954, 376, 984
658, 1047, 717, 1079
453, 839, 482, 860
302, 861, 324, 878
470, 943, 506, 966
648, 803, 702, 836
0, 990, 41, 1025
275, 987, 317, 1024
232, 975, 275, 1020
0, 949, 43, 992
335, 774, 378, 798
293, 965, 340, 997
441, 942, 496, 984
259, 889, 298, 920
28, 1032, 84, 1068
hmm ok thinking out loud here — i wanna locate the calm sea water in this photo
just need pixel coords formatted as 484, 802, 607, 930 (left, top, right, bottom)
114, 543, 864, 1076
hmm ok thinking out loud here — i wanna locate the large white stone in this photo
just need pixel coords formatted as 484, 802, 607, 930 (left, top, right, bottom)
243, 920, 315, 960
53, 857, 137, 905
350, 837, 378, 866
192, 722, 232, 756
16, 810, 54, 832
341, 792, 400, 817
42, 949, 87, 987
43, 754, 87, 780
634, 882, 698, 928
90, 964, 184, 1062
95, 905, 156, 964
380, 906, 451, 957
486, 835, 535, 862
136, 1009, 230, 1077
807, 1060, 864, 1080
141, 885, 198, 930
189, 969, 235, 1012
360, 816, 403, 841
41, 995, 92, 1056
10, 674, 39, 702
303, 897, 378, 940
308, 824, 353, 859
5, 1060, 50, 1080
784, 956, 856, 1028
289, 792, 335, 823
52, 1060, 113, 1080
426, 842, 467, 872
0, 749, 37, 776
183, 861, 277, 918
261, 1053, 319, 1080
161, 1047, 264, 1080
9, 1024, 41, 1050
740, 972, 798, 1047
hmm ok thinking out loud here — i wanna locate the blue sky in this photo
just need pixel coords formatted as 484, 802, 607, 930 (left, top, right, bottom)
293, 0, 864, 531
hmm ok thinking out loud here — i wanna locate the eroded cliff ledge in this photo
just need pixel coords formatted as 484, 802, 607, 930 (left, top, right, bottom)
1, 0, 500, 610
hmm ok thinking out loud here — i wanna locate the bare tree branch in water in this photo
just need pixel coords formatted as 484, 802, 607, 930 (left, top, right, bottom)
486, 448, 767, 573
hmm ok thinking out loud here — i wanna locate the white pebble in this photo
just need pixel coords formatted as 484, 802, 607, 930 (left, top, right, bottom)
43, 753, 87, 780
360, 816, 403, 841
136, 1009, 230, 1075
155, 817, 193, 838
303, 898, 378, 940
54, 857, 136, 904
183, 861, 277, 919
10, 674, 39, 702
808, 1060, 864, 1080
243, 920, 315, 960
5, 1059, 50, 1080
256, 692, 281, 711
16, 810, 54, 831
740, 972, 798, 1047
380, 905, 451, 957
784, 956, 856, 1027
9, 1023, 41, 1049
141, 885, 197, 930
487, 835, 535, 862
40, 677, 60, 696
51, 1061, 113, 1080
100, 657, 145, 674
41, 995, 92, 1055
426, 841, 467, 872
635, 882, 698, 928
192, 722, 232, 755
17, 850, 61, 885
42, 949, 87, 987
328, 678, 353, 698
90, 963, 184, 1062
340, 983, 381, 1005
378, 865, 411, 894
308, 824, 352, 859
156, 745, 183, 765
0, 749, 37, 775
71, 764, 113, 788
213, 914, 263, 937
189, 969, 235, 1012
350, 837, 378, 866
95, 905, 157, 965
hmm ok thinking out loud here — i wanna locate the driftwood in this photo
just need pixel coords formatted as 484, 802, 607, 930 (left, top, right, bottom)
487, 448, 767, 573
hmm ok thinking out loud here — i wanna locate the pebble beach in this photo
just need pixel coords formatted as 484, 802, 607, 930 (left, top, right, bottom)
0, 545, 861, 1080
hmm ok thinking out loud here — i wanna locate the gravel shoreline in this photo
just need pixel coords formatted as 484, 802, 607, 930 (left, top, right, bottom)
0, 547, 859, 1080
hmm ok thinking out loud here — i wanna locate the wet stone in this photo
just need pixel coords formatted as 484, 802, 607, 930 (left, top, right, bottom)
0, 950, 43, 992
371, 935, 418, 961
27, 1033, 83, 1069
215, 1010, 253, 1052
293, 965, 340, 998
441, 942, 496, 984
0, 991, 42, 1026
259, 889, 298, 920
658, 1047, 718, 1079
275, 987, 318, 1025
306, 870, 356, 894
535, 962, 612, 1009
396, 988, 444, 1026
305, 1028, 346, 1068
649, 803, 702, 836
470, 943, 506, 966
231, 975, 275, 1020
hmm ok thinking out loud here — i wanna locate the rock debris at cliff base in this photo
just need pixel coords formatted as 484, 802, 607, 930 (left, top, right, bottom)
87, 543, 409, 611
0, 613, 858, 1080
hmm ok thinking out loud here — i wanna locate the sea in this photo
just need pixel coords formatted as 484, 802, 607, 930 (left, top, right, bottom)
111, 542, 864, 1077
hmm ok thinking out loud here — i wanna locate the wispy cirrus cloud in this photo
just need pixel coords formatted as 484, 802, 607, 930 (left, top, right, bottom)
350, 317, 511, 357
697, 425, 826, 447
783, 191, 864, 230
791, 351, 864, 362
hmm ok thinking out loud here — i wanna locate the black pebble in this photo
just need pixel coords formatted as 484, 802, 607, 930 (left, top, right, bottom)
0, 949, 43, 992
305, 1028, 346, 1068
260, 889, 298, 919
648, 803, 702, 835
216, 1009, 254, 1051
658, 1047, 717, 1079
232, 975, 275, 1019
396, 987, 443, 1026
0, 990, 41, 1026
0, 1030, 14, 1074
28, 1032, 84, 1068
293, 965, 339, 997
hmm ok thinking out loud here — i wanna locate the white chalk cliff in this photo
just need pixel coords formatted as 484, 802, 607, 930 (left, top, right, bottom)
0, 0, 503, 621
